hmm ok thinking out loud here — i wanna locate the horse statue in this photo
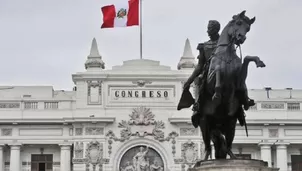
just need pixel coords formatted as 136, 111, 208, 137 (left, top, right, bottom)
178, 10, 266, 161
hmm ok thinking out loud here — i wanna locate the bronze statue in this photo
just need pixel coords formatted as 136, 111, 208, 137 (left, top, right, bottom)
184, 20, 220, 126
178, 10, 265, 160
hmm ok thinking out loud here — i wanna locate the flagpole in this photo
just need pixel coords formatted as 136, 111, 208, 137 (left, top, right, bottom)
139, 0, 143, 59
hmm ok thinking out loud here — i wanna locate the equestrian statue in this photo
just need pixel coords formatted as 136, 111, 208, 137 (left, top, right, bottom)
177, 10, 265, 160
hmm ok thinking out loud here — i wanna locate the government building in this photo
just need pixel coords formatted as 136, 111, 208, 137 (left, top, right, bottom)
0, 38, 301, 171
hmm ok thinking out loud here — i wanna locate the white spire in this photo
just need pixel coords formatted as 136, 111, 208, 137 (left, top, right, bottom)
177, 38, 196, 70
85, 38, 105, 70
88, 38, 101, 57
182, 38, 194, 58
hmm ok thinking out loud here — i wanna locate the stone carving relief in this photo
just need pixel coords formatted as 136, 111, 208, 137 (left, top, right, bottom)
87, 80, 102, 105
179, 128, 199, 136
0, 103, 20, 108
176, 140, 199, 171
75, 142, 84, 158
106, 106, 179, 156
86, 127, 104, 135
75, 128, 83, 136
129, 107, 155, 125
132, 80, 152, 87
120, 145, 164, 171
1, 128, 12, 136
85, 141, 103, 171
261, 102, 285, 109
269, 129, 279, 138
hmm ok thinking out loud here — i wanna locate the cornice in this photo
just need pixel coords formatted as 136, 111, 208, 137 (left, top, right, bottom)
168, 117, 302, 125
0, 117, 115, 124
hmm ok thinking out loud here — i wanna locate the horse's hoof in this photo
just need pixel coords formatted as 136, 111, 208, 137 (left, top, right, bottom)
203, 150, 211, 160
256, 60, 266, 68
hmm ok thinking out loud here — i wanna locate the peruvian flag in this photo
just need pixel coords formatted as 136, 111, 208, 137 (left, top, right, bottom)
101, 0, 139, 28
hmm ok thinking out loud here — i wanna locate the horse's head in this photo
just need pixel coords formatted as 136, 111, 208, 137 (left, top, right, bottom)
228, 10, 255, 45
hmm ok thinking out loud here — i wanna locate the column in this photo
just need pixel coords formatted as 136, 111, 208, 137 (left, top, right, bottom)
0, 145, 4, 171
259, 143, 272, 167
60, 144, 71, 171
276, 142, 289, 171
9, 145, 21, 171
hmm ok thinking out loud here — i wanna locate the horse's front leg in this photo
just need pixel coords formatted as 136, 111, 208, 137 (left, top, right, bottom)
212, 65, 222, 105
241, 56, 265, 82
224, 117, 237, 159
239, 56, 265, 110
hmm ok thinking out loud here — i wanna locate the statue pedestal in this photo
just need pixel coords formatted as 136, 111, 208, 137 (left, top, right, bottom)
188, 159, 279, 171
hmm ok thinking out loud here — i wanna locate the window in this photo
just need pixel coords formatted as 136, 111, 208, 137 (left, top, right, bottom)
24, 102, 38, 109
287, 103, 300, 111
44, 102, 58, 109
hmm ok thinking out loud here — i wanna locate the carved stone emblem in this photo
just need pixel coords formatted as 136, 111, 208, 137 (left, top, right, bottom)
132, 80, 152, 87
86, 141, 103, 164
75, 142, 84, 158
75, 128, 83, 136
269, 129, 279, 137
1, 128, 12, 136
129, 106, 155, 125
179, 140, 198, 170
182, 141, 198, 164
106, 106, 179, 156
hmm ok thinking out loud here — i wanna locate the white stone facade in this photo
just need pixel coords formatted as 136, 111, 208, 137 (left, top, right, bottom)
0, 39, 301, 171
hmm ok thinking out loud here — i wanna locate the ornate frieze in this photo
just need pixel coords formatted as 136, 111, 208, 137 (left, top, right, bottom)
1, 128, 12, 136
180, 128, 199, 136
0, 103, 20, 108
75, 128, 83, 136
261, 102, 284, 109
73, 158, 87, 164
106, 106, 179, 156
85, 127, 104, 135
269, 129, 279, 138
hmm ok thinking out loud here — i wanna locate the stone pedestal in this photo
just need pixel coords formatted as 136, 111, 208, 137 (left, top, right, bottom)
188, 159, 279, 171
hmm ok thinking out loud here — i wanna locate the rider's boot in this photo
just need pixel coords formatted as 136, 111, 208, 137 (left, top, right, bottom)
191, 103, 200, 128
243, 97, 255, 110
191, 111, 200, 128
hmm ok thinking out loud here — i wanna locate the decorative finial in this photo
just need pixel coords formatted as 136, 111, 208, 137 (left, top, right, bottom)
85, 38, 105, 70
182, 38, 194, 58
89, 38, 100, 57
177, 38, 196, 70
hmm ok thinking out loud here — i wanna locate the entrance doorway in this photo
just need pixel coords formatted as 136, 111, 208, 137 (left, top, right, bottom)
31, 154, 53, 171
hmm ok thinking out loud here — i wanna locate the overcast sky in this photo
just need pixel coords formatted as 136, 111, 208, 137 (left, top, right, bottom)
0, 0, 301, 90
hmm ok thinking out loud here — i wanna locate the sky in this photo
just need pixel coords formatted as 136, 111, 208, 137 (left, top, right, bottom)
0, 0, 301, 90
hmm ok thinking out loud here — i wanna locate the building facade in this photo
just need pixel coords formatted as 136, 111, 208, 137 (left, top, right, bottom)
0, 38, 302, 171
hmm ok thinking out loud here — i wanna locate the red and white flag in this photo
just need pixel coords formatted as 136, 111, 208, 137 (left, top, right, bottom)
101, 0, 139, 28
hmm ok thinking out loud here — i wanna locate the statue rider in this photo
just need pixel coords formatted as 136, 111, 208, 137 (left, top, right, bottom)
183, 20, 221, 128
